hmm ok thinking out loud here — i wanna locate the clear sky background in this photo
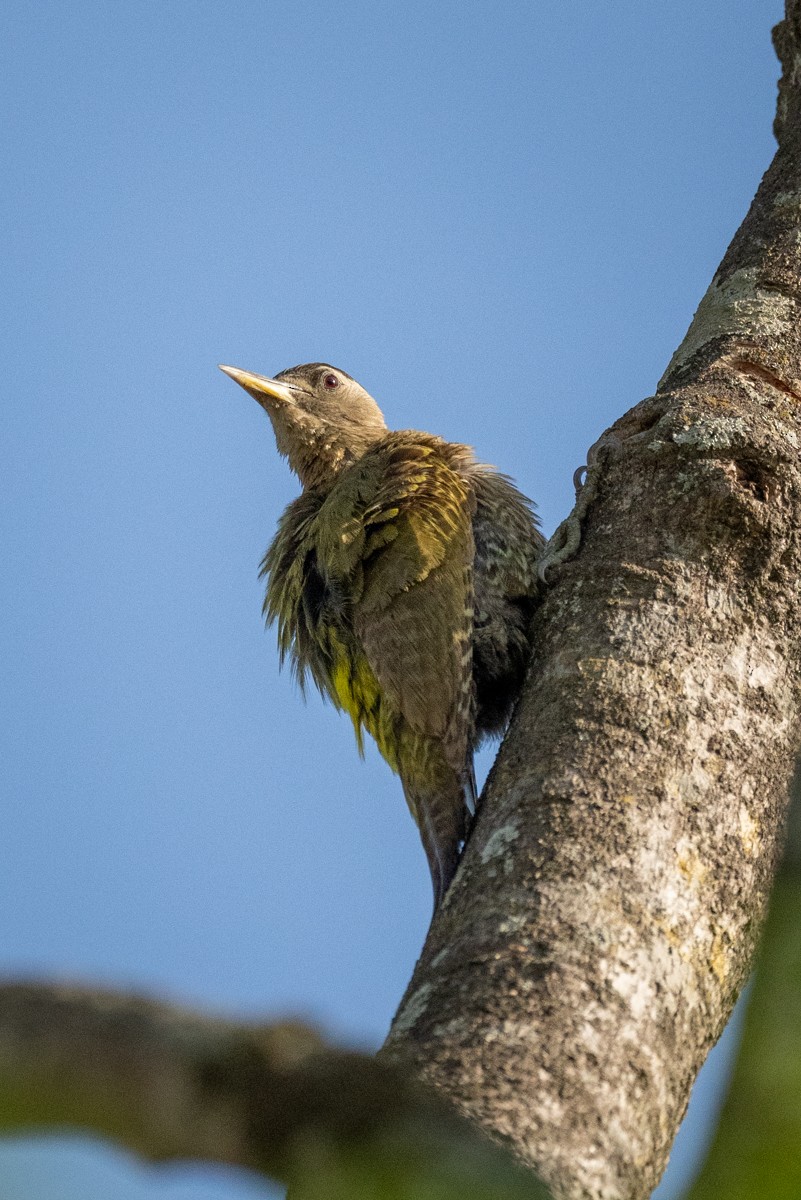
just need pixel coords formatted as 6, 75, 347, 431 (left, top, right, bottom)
0, 1, 782, 1197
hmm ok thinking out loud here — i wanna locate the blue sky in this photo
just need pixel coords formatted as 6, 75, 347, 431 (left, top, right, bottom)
0, 1, 781, 1196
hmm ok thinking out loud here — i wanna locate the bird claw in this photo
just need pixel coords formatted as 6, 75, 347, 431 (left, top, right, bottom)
537, 433, 620, 583
572, 464, 589, 491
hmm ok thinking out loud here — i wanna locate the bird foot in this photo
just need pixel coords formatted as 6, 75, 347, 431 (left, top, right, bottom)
537, 432, 622, 583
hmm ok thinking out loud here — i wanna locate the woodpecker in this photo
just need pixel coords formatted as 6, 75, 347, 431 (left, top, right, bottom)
220, 362, 544, 908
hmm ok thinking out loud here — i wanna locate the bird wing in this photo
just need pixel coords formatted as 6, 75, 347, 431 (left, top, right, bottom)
472, 469, 544, 602
319, 437, 476, 771
469, 469, 544, 739
339, 437, 478, 905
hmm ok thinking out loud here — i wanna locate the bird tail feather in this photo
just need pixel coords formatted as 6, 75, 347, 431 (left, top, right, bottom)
402, 765, 472, 910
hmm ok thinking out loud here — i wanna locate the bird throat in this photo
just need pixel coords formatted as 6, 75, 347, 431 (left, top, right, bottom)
272, 416, 385, 491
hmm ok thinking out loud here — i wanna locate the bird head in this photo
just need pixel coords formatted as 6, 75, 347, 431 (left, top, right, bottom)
219, 362, 388, 489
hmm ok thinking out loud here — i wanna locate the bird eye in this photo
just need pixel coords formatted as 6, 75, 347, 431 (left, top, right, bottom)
323, 373, 339, 390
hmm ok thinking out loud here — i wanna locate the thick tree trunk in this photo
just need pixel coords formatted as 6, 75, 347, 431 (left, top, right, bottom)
381, 8, 801, 1199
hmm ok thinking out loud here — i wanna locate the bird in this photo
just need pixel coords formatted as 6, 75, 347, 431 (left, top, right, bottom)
220, 361, 544, 908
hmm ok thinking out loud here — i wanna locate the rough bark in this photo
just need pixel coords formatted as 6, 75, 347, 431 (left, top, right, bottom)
381, 7, 801, 1200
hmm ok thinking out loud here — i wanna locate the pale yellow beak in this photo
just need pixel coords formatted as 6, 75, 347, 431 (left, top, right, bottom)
218, 364, 300, 405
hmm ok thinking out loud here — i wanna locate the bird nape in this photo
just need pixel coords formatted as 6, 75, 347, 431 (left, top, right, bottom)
220, 361, 544, 910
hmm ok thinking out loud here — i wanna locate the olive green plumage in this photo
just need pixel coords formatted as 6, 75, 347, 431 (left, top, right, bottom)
220, 361, 544, 908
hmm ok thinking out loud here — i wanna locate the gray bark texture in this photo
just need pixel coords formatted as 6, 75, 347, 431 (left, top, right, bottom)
381, 7, 801, 1199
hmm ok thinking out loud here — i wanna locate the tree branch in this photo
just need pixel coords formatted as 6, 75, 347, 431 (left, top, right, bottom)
381, 6, 801, 1198
0, 981, 547, 1199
